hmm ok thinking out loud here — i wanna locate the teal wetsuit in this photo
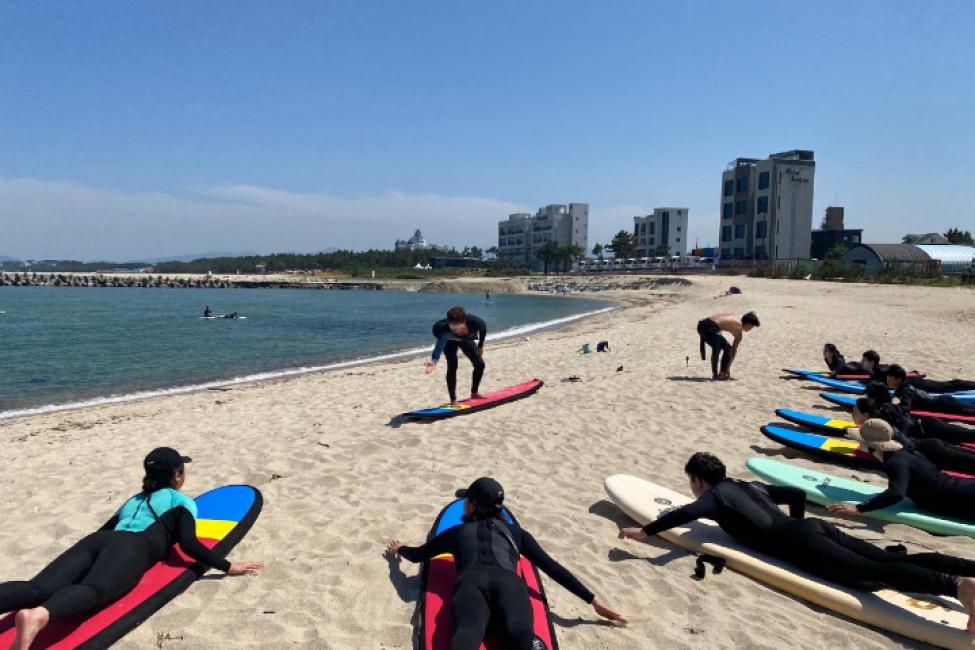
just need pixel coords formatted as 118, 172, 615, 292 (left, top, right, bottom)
0, 488, 229, 622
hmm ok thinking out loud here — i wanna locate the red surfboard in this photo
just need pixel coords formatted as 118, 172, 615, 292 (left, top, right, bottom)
404, 379, 543, 420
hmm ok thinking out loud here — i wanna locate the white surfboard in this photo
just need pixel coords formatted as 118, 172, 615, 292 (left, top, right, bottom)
604, 474, 974, 649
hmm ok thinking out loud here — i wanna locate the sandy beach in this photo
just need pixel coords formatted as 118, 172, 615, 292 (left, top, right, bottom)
3, 274, 975, 649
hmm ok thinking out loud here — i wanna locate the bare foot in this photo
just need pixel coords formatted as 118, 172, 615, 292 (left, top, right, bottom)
450, 401, 459, 408
13, 607, 50, 650
957, 577, 975, 634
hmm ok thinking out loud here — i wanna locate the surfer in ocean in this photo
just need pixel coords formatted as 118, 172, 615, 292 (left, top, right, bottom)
204, 305, 212, 318
0, 448, 262, 649
425, 306, 487, 407
618, 452, 975, 633
387, 477, 626, 648
696, 311, 760, 380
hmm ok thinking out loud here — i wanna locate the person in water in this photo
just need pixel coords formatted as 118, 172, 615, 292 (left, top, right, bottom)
387, 478, 626, 649
886, 365, 975, 417
696, 311, 760, 380
204, 305, 212, 317
827, 419, 975, 522
0, 448, 261, 649
426, 306, 487, 407
852, 397, 975, 475
862, 382, 975, 445
617, 452, 975, 633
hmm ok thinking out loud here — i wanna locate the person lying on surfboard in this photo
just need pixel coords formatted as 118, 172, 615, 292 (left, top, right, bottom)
863, 382, 975, 445
0, 447, 262, 650
828, 419, 975, 523
852, 397, 975, 474
425, 306, 487, 407
617, 452, 975, 633
886, 365, 975, 417
696, 311, 759, 380
387, 478, 626, 648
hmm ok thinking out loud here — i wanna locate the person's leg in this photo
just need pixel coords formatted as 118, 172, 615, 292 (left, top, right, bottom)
717, 337, 733, 376
913, 378, 975, 393
931, 396, 975, 417
490, 572, 536, 650
459, 340, 484, 397
915, 417, 975, 445
443, 341, 460, 404
449, 575, 492, 650
0, 531, 104, 615
914, 438, 975, 475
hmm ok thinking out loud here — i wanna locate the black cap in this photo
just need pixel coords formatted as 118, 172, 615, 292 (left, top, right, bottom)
144, 447, 192, 474
466, 477, 504, 508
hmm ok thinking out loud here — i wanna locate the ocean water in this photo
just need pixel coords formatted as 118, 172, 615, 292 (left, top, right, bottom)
0, 287, 611, 419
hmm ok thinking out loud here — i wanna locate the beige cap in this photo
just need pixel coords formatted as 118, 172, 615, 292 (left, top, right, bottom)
847, 418, 903, 452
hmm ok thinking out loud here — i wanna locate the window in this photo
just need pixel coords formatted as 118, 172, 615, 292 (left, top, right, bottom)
757, 196, 769, 214
734, 247, 745, 259
662, 211, 670, 218
724, 180, 734, 197
778, 195, 781, 209
722, 226, 732, 242
736, 176, 748, 192
755, 245, 766, 259
734, 224, 746, 239
722, 248, 732, 258
676, 237, 680, 242
759, 171, 769, 190
723, 203, 732, 219
736, 200, 747, 216
756, 221, 768, 238
676, 226, 681, 231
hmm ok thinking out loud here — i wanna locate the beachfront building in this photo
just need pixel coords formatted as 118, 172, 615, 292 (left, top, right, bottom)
810, 206, 863, 259
497, 203, 589, 269
394, 229, 429, 251
839, 243, 975, 274
633, 208, 689, 257
718, 149, 815, 261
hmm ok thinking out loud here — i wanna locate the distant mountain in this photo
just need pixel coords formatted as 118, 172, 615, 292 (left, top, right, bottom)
0, 256, 19, 262
135, 251, 262, 263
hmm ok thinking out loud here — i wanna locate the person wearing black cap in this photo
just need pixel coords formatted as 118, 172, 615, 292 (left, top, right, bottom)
387, 477, 626, 649
0, 447, 262, 649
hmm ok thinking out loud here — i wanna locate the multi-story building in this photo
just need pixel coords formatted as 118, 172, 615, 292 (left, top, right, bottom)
810, 206, 863, 259
718, 150, 815, 261
497, 203, 589, 269
633, 208, 689, 257
394, 229, 428, 251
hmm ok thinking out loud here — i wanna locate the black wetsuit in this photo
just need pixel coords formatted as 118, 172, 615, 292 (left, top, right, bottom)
641, 479, 969, 596
431, 316, 487, 403
697, 318, 731, 377
858, 449, 975, 520
399, 518, 593, 650
0, 493, 229, 621
908, 377, 975, 393
826, 354, 863, 377
898, 384, 975, 417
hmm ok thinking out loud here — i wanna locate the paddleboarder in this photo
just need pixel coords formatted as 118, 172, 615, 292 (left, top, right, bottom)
387, 477, 626, 649
618, 452, 975, 633
204, 305, 212, 318
425, 306, 487, 407
696, 311, 760, 380
0, 448, 262, 650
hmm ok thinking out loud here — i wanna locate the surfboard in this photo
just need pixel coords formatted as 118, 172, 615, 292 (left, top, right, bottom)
761, 424, 881, 470
821, 393, 975, 421
417, 498, 558, 650
605, 474, 975, 648
201, 316, 247, 320
404, 379, 543, 420
746, 457, 975, 538
0, 484, 262, 649
776, 408, 854, 432
783, 368, 925, 380
802, 375, 870, 393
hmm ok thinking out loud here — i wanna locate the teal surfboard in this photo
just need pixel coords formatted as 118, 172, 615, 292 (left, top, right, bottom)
746, 457, 975, 538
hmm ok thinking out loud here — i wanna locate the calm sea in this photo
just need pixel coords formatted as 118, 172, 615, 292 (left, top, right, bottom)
0, 287, 611, 419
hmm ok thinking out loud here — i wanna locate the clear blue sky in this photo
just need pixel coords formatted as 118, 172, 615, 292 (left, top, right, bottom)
2, 1, 973, 259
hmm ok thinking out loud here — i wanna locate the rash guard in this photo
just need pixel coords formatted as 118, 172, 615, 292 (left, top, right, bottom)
856, 449, 975, 519
430, 315, 487, 363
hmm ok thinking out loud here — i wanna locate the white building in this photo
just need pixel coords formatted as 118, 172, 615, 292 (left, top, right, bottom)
633, 208, 688, 257
718, 150, 815, 261
394, 229, 429, 252
497, 203, 589, 269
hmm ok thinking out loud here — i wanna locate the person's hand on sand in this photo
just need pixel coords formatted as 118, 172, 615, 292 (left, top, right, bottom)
227, 561, 263, 576
592, 597, 628, 626
618, 527, 647, 541
826, 503, 860, 516
386, 539, 405, 558
424, 361, 436, 374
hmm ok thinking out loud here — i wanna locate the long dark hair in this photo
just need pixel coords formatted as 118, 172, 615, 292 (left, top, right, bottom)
462, 500, 504, 522
141, 465, 180, 496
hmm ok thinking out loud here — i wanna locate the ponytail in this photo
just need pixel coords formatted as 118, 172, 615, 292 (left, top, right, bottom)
463, 501, 504, 522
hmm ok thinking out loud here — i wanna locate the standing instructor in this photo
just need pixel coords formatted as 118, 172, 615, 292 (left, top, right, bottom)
426, 306, 487, 407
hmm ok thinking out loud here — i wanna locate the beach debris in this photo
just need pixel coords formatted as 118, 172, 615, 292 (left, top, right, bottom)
156, 632, 183, 648
616, 365, 624, 372
561, 376, 582, 383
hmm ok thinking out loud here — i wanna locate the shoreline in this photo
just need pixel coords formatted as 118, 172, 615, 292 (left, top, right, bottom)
0, 304, 618, 423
